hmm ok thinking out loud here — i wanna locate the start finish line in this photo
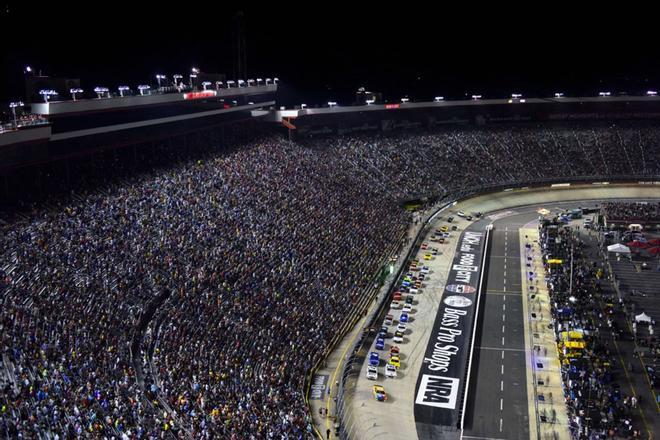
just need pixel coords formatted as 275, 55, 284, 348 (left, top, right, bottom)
414, 228, 491, 439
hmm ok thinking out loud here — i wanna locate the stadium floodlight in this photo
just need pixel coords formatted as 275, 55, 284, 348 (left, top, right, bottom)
554, 92, 564, 98
273, 77, 279, 84
215, 81, 224, 90
646, 90, 657, 96
93, 87, 109, 99
401, 97, 410, 103
189, 74, 197, 88
471, 94, 482, 100
237, 79, 246, 87
201, 81, 212, 90
191, 67, 200, 74
328, 101, 337, 107
366, 98, 375, 105
511, 93, 522, 99
226, 80, 236, 88
247, 79, 255, 86
69, 88, 83, 101
24, 65, 32, 74
9, 101, 24, 129
265, 78, 272, 84
598, 91, 611, 97
137, 85, 151, 96
301, 103, 307, 109
39, 89, 58, 102
434, 96, 444, 102
155, 74, 167, 88
256, 78, 263, 85
118, 86, 130, 97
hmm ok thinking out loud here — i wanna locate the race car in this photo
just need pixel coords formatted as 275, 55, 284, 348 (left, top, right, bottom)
420, 266, 430, 275
366, 365, 378, 380
440, 225, 449, 233
378, 326, 388, 339
369, 352, 380, 367
402, 303, 413, 313
392, 292, 402, 301
384, 314, 394, 325
396, 322, 407, 333
389, 346, 400, 357
373, 385, 388, 401
405, 296, 414, 305
423, 254, 432, 261
390, 300, 401, 310
385, 363, 397, 378
400, 312, 409, 323
375, 337, 385, 350
457, 211, 466, 217
389, 355, 401, 368
393, 331, 404, 343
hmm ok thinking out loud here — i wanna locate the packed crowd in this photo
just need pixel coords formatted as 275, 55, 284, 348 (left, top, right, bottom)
541, 223, 645, 439
2, 122, 660, 438
0, 113, 48, 132
602, 202, 660, 223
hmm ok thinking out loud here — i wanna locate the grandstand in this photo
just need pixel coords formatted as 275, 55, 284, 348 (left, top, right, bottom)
2, 88, 660, 439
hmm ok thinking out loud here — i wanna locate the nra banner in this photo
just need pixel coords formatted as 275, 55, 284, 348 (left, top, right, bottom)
414, 229, 486, 435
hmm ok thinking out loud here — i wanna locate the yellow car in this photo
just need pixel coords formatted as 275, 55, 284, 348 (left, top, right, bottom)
389, 356, 401, 368
440, 226, 449, 233
423, 254, 432, 261
373, 385, 388, 401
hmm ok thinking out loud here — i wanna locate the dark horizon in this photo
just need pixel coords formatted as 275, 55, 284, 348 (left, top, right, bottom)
1, 3, 658, 106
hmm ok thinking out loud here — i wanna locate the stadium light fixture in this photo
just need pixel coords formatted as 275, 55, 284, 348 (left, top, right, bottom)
646, 90, 657, 96
24, 65, 32, 74
301, 103, 307, 109
69, 88, 83, 101
93, 87, 109, 99
273, 77, 279, 84
366, 98, 375, 105
118, 86, 130, 97
238, 79, 246, 88
189, 74, 197, 88
434, 96, 444, 102
598, 91, 611, 97
226, 80, 236, 88
401, 97, 410, 103
554, 92, 564, 98
256, 78, 263, 85
247, 79, 255, 86
191, 67, 200, 74
215, 81, 223, 90
39, 89, 58, 102
328, 101, 337, 107
511, 93, 522, 99
471, 94, 482, 100
265, 78, 272, 85
137, 85, 151, 96
9, 101, 24, 129
156, 74, 167, 88
202, 81, 212, 90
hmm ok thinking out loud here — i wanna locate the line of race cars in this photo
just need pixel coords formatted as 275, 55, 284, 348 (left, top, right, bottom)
366, 256, 433, 401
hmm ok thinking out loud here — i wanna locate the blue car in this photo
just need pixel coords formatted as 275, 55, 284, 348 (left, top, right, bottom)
375, 337, 385, 350
379, 326, 388, 338
369, 352, 380, 367
400, 312, 409, 323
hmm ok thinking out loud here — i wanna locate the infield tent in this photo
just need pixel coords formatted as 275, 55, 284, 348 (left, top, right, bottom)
607, 243, 631, 254
635, 312, 652, 324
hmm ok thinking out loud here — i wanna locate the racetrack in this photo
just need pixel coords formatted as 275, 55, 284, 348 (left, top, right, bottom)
343, 183, 660, 440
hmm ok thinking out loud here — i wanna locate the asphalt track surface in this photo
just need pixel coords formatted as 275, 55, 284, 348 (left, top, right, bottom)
463, 211, 534, 440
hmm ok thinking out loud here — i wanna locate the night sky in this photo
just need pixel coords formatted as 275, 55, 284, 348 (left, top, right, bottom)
1, 3, 657, 106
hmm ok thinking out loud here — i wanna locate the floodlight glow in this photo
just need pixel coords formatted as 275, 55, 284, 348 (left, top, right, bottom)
301, 103, 307, 109
24, 66, 32, 73
173, 74, 183, 80
401, 97, 410, 103
554, 92, 564, 98
202, 81, 212, 90
191, 67, 199, 74
647, 90, 657, 96
247, 79, 255, 85
189, 74, 197, 78
9, 101, 24, 108
434, 96, 444, 102
118, 86, 130, 97
39, 89, 58, 102
599, 92, 611, 97
265, 78, 272, 84
256, 78, 263, 84
328, 101, 337, 107
512, 93, 522, 99
471, 94, 482, 100
69, 88, 83, 101
366, 99, 375, 105
273, 77, 279, 84
137, 85, 151, 95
